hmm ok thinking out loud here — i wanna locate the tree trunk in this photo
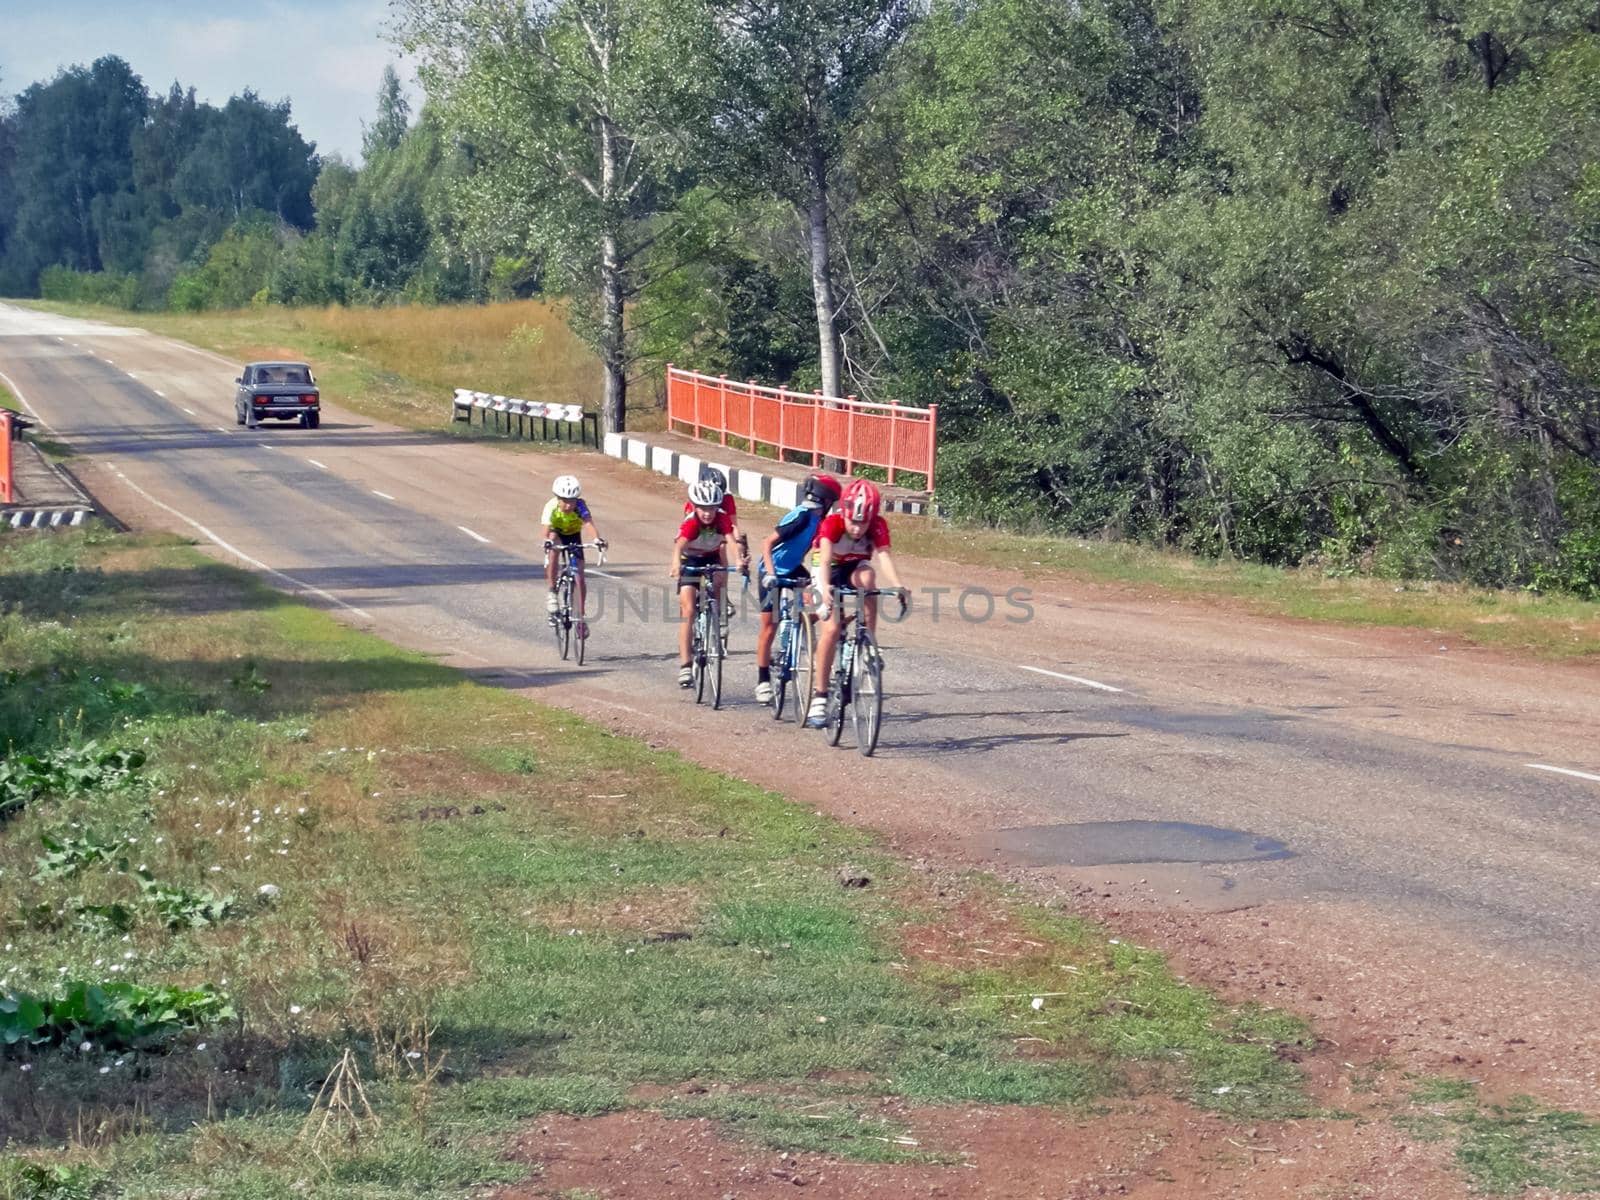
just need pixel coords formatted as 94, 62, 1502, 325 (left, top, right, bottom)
806, 149, 842, 400
600, 224, 626, 434
806, 145, 845, 471
598, 111, 626, 434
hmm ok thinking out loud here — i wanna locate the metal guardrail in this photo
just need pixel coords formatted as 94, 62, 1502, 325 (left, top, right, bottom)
450, 389, 599, 447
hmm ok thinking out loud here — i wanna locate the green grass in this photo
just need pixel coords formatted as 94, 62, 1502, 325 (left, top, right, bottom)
0, 529, 1327, 1194
893, 521, 1600, 659
1401, 1079, 1600, 1193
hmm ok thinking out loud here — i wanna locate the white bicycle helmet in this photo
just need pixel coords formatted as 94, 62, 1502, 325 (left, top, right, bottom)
687, 477, 725, 508
552, 474, 582, 499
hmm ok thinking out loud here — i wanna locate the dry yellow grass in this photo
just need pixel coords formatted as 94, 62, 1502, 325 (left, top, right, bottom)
26, 299, 608, 430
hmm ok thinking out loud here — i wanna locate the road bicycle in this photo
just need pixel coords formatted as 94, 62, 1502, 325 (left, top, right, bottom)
546, 540, 605, 665
823, 586, 904, 756
767, 575, 814, 724
681, 563, 742, 709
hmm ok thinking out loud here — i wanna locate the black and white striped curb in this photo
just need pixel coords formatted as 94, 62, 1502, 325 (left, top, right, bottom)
6, 506, 94, 530
601, 432, 942, 516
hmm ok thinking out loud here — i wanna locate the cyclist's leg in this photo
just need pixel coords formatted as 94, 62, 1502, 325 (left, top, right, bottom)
677, 580, 697, 683
544, 547, 561, 610
755, 576, 779, 667
854, 563, 878, 636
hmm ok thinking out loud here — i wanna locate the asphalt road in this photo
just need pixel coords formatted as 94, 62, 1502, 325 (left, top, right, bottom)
5, 302, 1600, 976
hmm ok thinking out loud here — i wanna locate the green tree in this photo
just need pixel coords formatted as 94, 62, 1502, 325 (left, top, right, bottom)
680, 0, 916, 400
363, 64, 412, 160
174, 91, 318, 228
397, 0, 688, 432
1, 57, 147, 292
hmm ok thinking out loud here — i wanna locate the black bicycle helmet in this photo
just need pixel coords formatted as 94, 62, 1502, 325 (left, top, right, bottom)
698, 462, 729, 493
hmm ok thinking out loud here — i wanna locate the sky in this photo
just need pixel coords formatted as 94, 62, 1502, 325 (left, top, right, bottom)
0, 0, 418, 162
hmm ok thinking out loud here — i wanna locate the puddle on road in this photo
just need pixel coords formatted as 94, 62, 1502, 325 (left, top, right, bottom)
983, 820, 1294, 867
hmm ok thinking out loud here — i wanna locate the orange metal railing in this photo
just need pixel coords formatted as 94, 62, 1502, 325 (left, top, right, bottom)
0, 411, 13, 504
664, 366, 938, 491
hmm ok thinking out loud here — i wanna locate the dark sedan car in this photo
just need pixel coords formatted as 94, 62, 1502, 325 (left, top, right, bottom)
234, 361, 321, 429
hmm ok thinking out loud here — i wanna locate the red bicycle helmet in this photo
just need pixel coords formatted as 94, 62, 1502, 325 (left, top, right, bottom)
841, 478, 881, 525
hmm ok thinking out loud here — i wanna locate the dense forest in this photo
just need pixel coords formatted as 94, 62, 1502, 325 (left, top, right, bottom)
2, 0, 1598, 597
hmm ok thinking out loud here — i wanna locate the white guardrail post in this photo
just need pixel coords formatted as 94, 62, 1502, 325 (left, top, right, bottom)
451, 388, 596, 446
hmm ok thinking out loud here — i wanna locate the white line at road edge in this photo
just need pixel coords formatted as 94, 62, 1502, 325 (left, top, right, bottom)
306, 458, 328, 470
106, 466, 373, 621
1527, 763, 1600, 784
457, 525, 491, 544
372, 490, 396, 500
0, 367, 50, 427
1018, 664, 1125, 693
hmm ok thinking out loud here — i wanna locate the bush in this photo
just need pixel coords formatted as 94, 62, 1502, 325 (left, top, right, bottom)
37, 268, 138, 309
1, 981, 234, 1052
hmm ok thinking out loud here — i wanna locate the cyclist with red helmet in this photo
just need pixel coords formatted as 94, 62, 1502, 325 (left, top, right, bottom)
805, 478, 908, 728
753, 472, 841, 704
670, 476, 738, 687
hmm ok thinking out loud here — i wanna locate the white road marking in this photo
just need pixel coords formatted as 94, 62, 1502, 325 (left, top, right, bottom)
1527, 763, 1600, 784
106, 467, 372, 620
258, 442, 273, 449
372, 490, 396, 500
457, 525, 491, 544
182, 407, 196, 415
214, 427, 228, 433
306, 458, 328, 470
126, 371, 137, 379
1018, 664, 1125, 693
0, 367, 50, 426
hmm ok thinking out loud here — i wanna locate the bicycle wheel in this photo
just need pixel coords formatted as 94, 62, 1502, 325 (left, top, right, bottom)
693, 606, 709, 705
574, 596, 587, 665
789, 606, 814, 728
852, 641, 884, 757
708, 611, 725, 710
827, 647, 849, 746
552, 575, 572, 660
771, 612, 790, 722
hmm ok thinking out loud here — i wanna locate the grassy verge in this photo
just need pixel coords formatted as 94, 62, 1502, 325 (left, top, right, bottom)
892, 520, 1600, 660
22, 299, 1600, 659
1400, 1078, 1600, 1193
2, 529, 1317, 1197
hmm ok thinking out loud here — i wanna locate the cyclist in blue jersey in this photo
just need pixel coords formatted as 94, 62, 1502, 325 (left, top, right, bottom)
753, 474, 840, 703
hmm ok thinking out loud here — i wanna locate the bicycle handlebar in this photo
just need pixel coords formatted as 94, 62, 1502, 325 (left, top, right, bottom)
546, 540, 607, 565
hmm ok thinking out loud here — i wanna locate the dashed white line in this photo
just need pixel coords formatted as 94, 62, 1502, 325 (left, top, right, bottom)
258, 442, 273, 449
105, 467, 372, 620
372, 490, 396, 500
1527, 763, 1600, 784
182, 407, 196, 415
306, 458, 328, 470
126, 371, 138, 379
1018, 664, 1124, 693
457, 525, 491, 544
214, 426, 228, 433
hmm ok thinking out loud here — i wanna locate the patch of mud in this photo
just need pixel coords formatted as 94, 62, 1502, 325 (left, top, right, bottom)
496, 1095, 1472, 1199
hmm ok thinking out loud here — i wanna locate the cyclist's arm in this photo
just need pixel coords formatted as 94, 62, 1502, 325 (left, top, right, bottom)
873, 548, 906, 592
582, 519, 602, 544
670, 535, 689, 578
539, 524, 555, 547
760, 529, 782, 580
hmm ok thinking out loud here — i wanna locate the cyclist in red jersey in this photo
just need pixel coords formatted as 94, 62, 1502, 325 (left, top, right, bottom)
682, 466, 748, 611
670, 476, 738, 687
805, 479, 908, 728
